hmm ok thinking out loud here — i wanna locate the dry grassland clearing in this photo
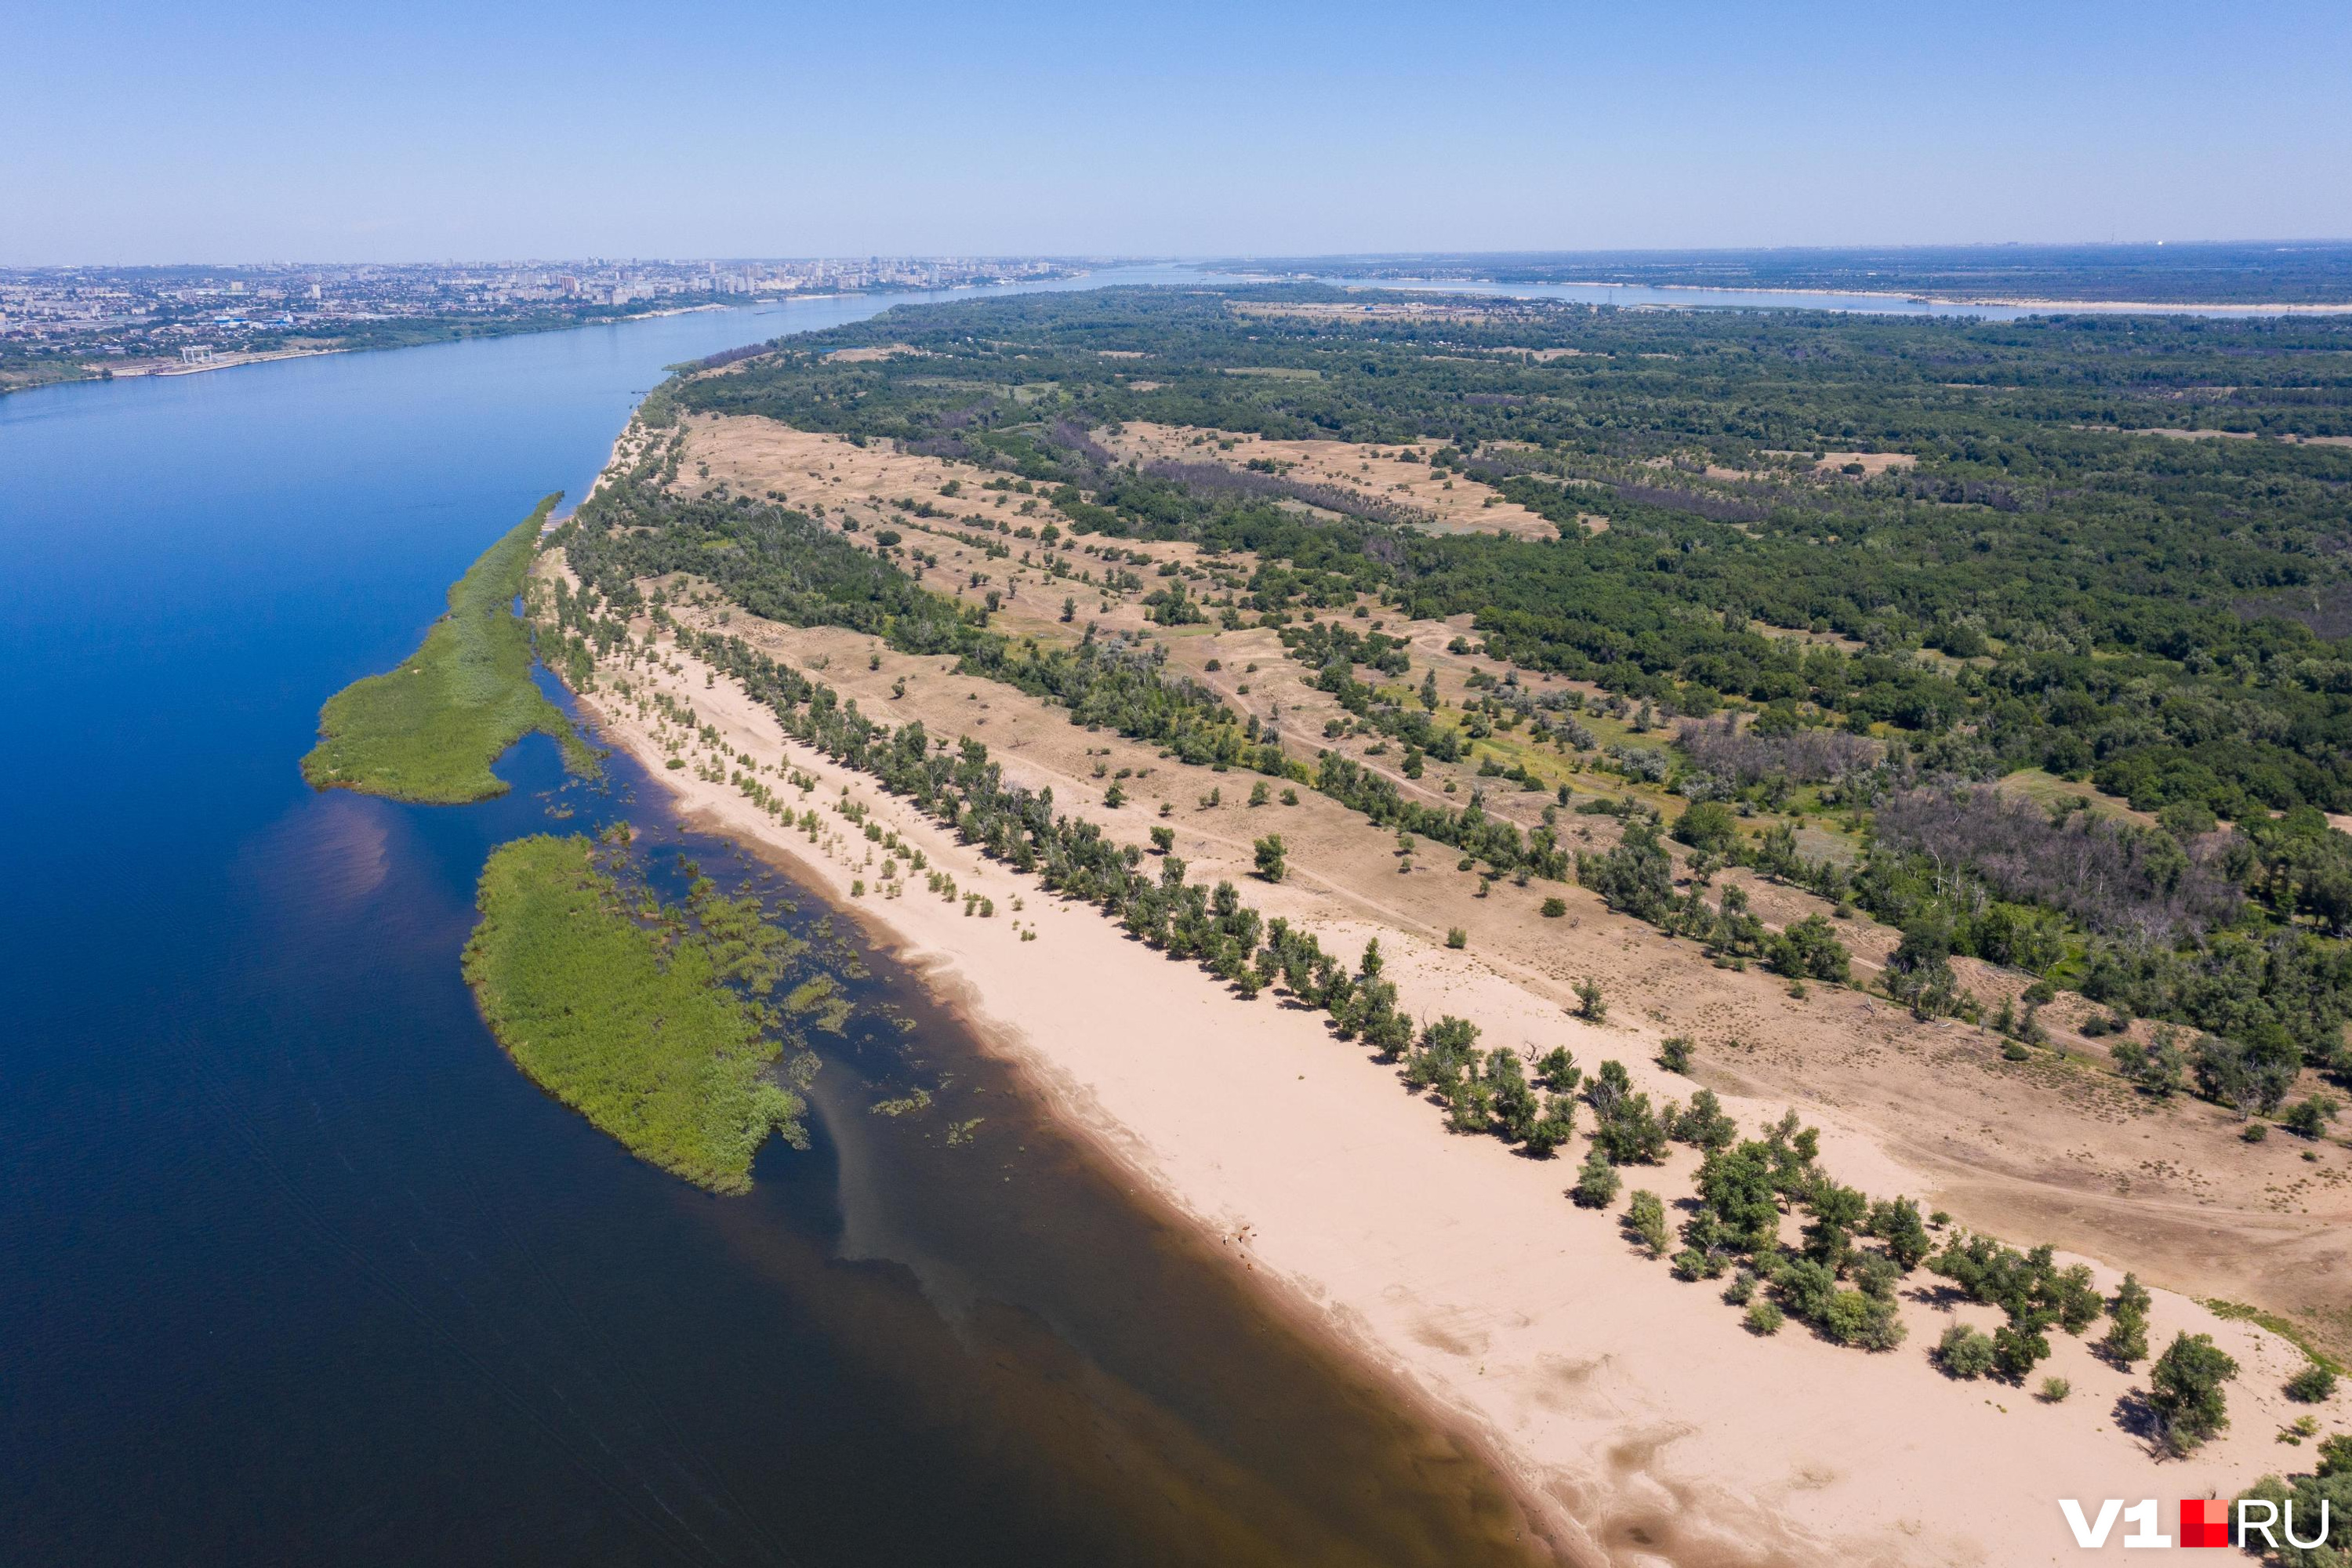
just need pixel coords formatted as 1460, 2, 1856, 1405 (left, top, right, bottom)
1098, 420, 1563, 539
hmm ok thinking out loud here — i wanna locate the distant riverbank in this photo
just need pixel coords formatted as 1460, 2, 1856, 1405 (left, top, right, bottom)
1214, 269, 2352, 319
0, 275, 1101, 400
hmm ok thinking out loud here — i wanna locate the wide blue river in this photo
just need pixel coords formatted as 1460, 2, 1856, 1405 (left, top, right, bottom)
0, 275, 1560, 1566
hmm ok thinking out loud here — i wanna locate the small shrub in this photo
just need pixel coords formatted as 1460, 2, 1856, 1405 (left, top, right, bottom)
1541, 897, 1568, 918
1446, 927, 1468, 949
1570, 1148, 1621, 1208
1744, 1299, 1785, 1336
2038, 1376, 2072, 1404
1657, 1036, 1693, 1073
1573, 978, 1606, 1022
1937, 1323, 1998, 1379
2281, 1094, 2339, 1140
2285, 1364, 2339, 1403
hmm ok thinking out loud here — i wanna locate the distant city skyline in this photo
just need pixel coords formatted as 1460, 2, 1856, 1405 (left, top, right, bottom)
10, 0, 2351, 264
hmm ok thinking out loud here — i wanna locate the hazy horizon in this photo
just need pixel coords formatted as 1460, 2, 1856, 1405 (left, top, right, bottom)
12, 0, 2350, 267
12, 241, 2352, 273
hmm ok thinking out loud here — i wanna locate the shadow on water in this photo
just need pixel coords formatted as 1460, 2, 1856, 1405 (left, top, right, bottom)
0, 289, 1570, 1566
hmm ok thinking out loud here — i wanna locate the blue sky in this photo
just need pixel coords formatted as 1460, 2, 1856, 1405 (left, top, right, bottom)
9, 0, 2350, 263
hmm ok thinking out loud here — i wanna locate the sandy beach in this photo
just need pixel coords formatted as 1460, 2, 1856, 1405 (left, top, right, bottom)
539, 541, 2340, 1564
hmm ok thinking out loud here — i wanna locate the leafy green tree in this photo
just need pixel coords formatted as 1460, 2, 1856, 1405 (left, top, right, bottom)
1671, 1088, 1737, 1151
1765, 914, 1852, 984
1885, 913, 1962, 1018
2149, 1332, 2238, 1454
1585, 1058, 1632, 1116
2101, 1273, 2152, 1366
1535, 1046, 1581, 1095
1867, 1196, 1933, 1270
2194, 1027, 2303, 1117
1938, 1323, 1998, 1379
1406, 1014, 1481, 1094
1992, 1323, 2050, 1383
1594, 1091, 1668, 1165
1774, 1256, 1840, 1323
1821, 1289, 1907, 1351
1253, 833, 1287, 883
1626, 1189, 1670, 1257
1802, 1181, 1869, 1273
2281, 1094, 2340, 1140
1486, 1050, 1541, 1143
2111, 1029, 2188, 1097
1571, 1147, 1621, 1208
1523, 1094, 1576, 1158
1675, 1203, 1735, 1279
1671, 800, 1740, 857
1697, 1142, 1784, 1254
1445, 1074, 1494, 1136
1575, 820, 1675, 922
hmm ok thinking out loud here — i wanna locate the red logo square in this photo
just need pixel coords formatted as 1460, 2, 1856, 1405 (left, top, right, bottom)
2180, 1497, 2230, 1548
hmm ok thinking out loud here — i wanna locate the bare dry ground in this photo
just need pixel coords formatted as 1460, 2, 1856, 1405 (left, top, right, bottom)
2079, 426, 2352, 448
1098, 419, 1570, 539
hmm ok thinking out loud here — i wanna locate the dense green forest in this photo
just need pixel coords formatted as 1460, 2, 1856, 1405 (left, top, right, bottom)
590, 284, 2352, 1091
678, 286, 2352, 818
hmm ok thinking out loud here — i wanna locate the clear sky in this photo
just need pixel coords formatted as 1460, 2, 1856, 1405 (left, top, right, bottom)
10, 0, 2350, 264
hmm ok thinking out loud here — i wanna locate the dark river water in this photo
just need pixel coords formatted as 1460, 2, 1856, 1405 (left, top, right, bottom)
0, 277, 1558, 1566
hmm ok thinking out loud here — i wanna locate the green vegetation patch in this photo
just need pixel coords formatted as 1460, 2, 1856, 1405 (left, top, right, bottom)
301, 495, 593, 803
2205, 1298, 2345, 1377
462, 833, 815, 1193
